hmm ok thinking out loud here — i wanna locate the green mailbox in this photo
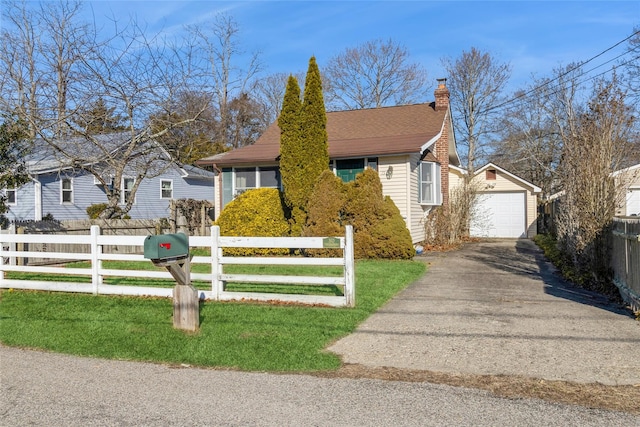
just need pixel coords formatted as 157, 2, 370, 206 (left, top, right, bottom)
144, 233, 189, 261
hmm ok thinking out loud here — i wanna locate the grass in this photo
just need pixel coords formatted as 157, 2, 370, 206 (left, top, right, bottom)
0, 259, 426, 371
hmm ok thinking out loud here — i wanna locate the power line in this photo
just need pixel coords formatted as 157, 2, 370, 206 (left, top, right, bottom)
486, 29, 640, 113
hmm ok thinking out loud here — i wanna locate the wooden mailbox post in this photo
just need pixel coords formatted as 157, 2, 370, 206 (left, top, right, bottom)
143, 233, 199, 332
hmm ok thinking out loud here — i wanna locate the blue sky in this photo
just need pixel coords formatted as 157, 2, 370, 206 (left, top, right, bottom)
83, 1, 639, 94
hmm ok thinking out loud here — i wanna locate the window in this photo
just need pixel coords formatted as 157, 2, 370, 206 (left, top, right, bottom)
486, 169, 497, 180
367, 158, 378, 171
4, 188, 16, 205
122, 178, 135, 204
235, 168, 256, 196
258, 167, 280, 188
61, 178, 73, 204
161, 180, 173, 199
418, 162, 442, 205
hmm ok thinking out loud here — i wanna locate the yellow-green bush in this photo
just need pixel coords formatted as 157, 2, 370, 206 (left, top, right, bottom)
215, 188, 289, 256
305, 168, 414, 260
304, 170, 346, 257
345, 170, 414, 259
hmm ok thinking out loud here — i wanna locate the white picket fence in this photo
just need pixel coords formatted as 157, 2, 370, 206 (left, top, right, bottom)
0, 225, 355, 307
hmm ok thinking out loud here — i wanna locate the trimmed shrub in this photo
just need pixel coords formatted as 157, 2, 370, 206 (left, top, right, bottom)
304, 170, 347, 257
367, 196, 415, 259
305, 168, 414, 260
214, 188, 289, 256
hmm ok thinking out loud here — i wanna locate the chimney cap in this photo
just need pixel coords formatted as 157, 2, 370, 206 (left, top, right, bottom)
437, 77, 447, 85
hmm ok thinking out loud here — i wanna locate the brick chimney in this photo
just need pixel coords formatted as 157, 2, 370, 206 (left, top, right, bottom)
434, 78, 449, 112
434, 78, 450, 206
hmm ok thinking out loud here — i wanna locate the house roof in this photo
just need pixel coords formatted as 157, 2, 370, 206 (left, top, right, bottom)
25, 132, 213, 179
197, 102, 456, 167
611, 163, 640, 177
26, 132, 134, 174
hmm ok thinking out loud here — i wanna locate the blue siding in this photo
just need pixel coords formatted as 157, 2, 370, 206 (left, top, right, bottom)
40, 171, 109, 220
6, 163, 214, 221
5, 181, 36, 221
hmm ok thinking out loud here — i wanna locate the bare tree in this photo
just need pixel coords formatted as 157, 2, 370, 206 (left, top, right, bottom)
0, 1, 208, 218
441, 47, 511, 175
555, 73, 637, 292
323, 38, 429, 110
491, 82, 563, 196
149, 91, 220, 164
1, 0, 42, 137
253, 72, 305, 127
186, 14, 262, 148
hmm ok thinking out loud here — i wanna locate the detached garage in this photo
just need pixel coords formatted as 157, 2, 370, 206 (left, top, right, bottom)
627, 188, 640, 216
451, 163, 542, 239
472, 192, 527, 238
613, 164, 640, 217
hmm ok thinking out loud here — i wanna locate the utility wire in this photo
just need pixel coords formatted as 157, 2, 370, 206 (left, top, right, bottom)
485, 29, 640, 113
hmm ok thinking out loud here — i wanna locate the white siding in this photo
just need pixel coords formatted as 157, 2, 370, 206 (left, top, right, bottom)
615, 167, 640, 216
470, 168, 538, 238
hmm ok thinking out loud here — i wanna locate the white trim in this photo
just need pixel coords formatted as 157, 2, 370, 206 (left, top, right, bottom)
449, 164, 468, 175
121, 177, 135, 205
611, 163, 640, 177
60, 177, 73, 204
474, 163, 542, 194
405, 157, 411, 227
33, 178, 42, 221
418, 161, 442, 205
420, 111, 448, 154
4, 187, 17, 206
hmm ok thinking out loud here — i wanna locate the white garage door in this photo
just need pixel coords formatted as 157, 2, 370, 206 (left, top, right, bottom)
627, 188, 640, 216
471, 192, 526, 238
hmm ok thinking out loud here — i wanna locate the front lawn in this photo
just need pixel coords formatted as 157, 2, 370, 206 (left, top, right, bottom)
0, 259, 425, 371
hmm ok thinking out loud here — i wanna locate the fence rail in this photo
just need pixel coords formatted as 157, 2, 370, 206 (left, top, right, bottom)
0, 226, 355, 307
611, 218, 640, 312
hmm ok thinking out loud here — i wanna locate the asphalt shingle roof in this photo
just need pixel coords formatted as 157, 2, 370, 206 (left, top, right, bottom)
198, 102, 447, 167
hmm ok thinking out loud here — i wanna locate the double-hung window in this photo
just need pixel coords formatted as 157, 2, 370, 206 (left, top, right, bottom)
122, 178, 135, 204
161, 180, 173, 199
418, 162, 442, 205
234, 168, 256, 196
4, 187, 16, 205
61, 178, 73, 204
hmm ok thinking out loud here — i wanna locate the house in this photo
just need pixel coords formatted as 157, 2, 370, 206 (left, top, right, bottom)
197, 79, 460, 243
2, 133, 215, 222
450, 163, 542, 238
613, 163, 640, 216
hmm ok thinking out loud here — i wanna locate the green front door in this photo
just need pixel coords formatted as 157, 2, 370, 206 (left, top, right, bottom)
336, 159, 365, 182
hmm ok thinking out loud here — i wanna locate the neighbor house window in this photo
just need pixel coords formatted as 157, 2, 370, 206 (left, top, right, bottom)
4, 187, 16, 205
486, 169, 497, 180
418, 162, 442, 205
61, 178, 73, 204
122, 178, 135, 204
161, 180, 173, 199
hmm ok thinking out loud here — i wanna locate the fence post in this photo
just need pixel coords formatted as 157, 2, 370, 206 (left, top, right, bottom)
8, 223, 16, 266
16, 226, 24, 266
344, 225, 355, 307
90, 225, 102, 295
211, 225, 221, 301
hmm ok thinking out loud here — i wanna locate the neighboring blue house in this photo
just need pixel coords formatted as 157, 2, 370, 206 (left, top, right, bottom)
2, 133, 215, 222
